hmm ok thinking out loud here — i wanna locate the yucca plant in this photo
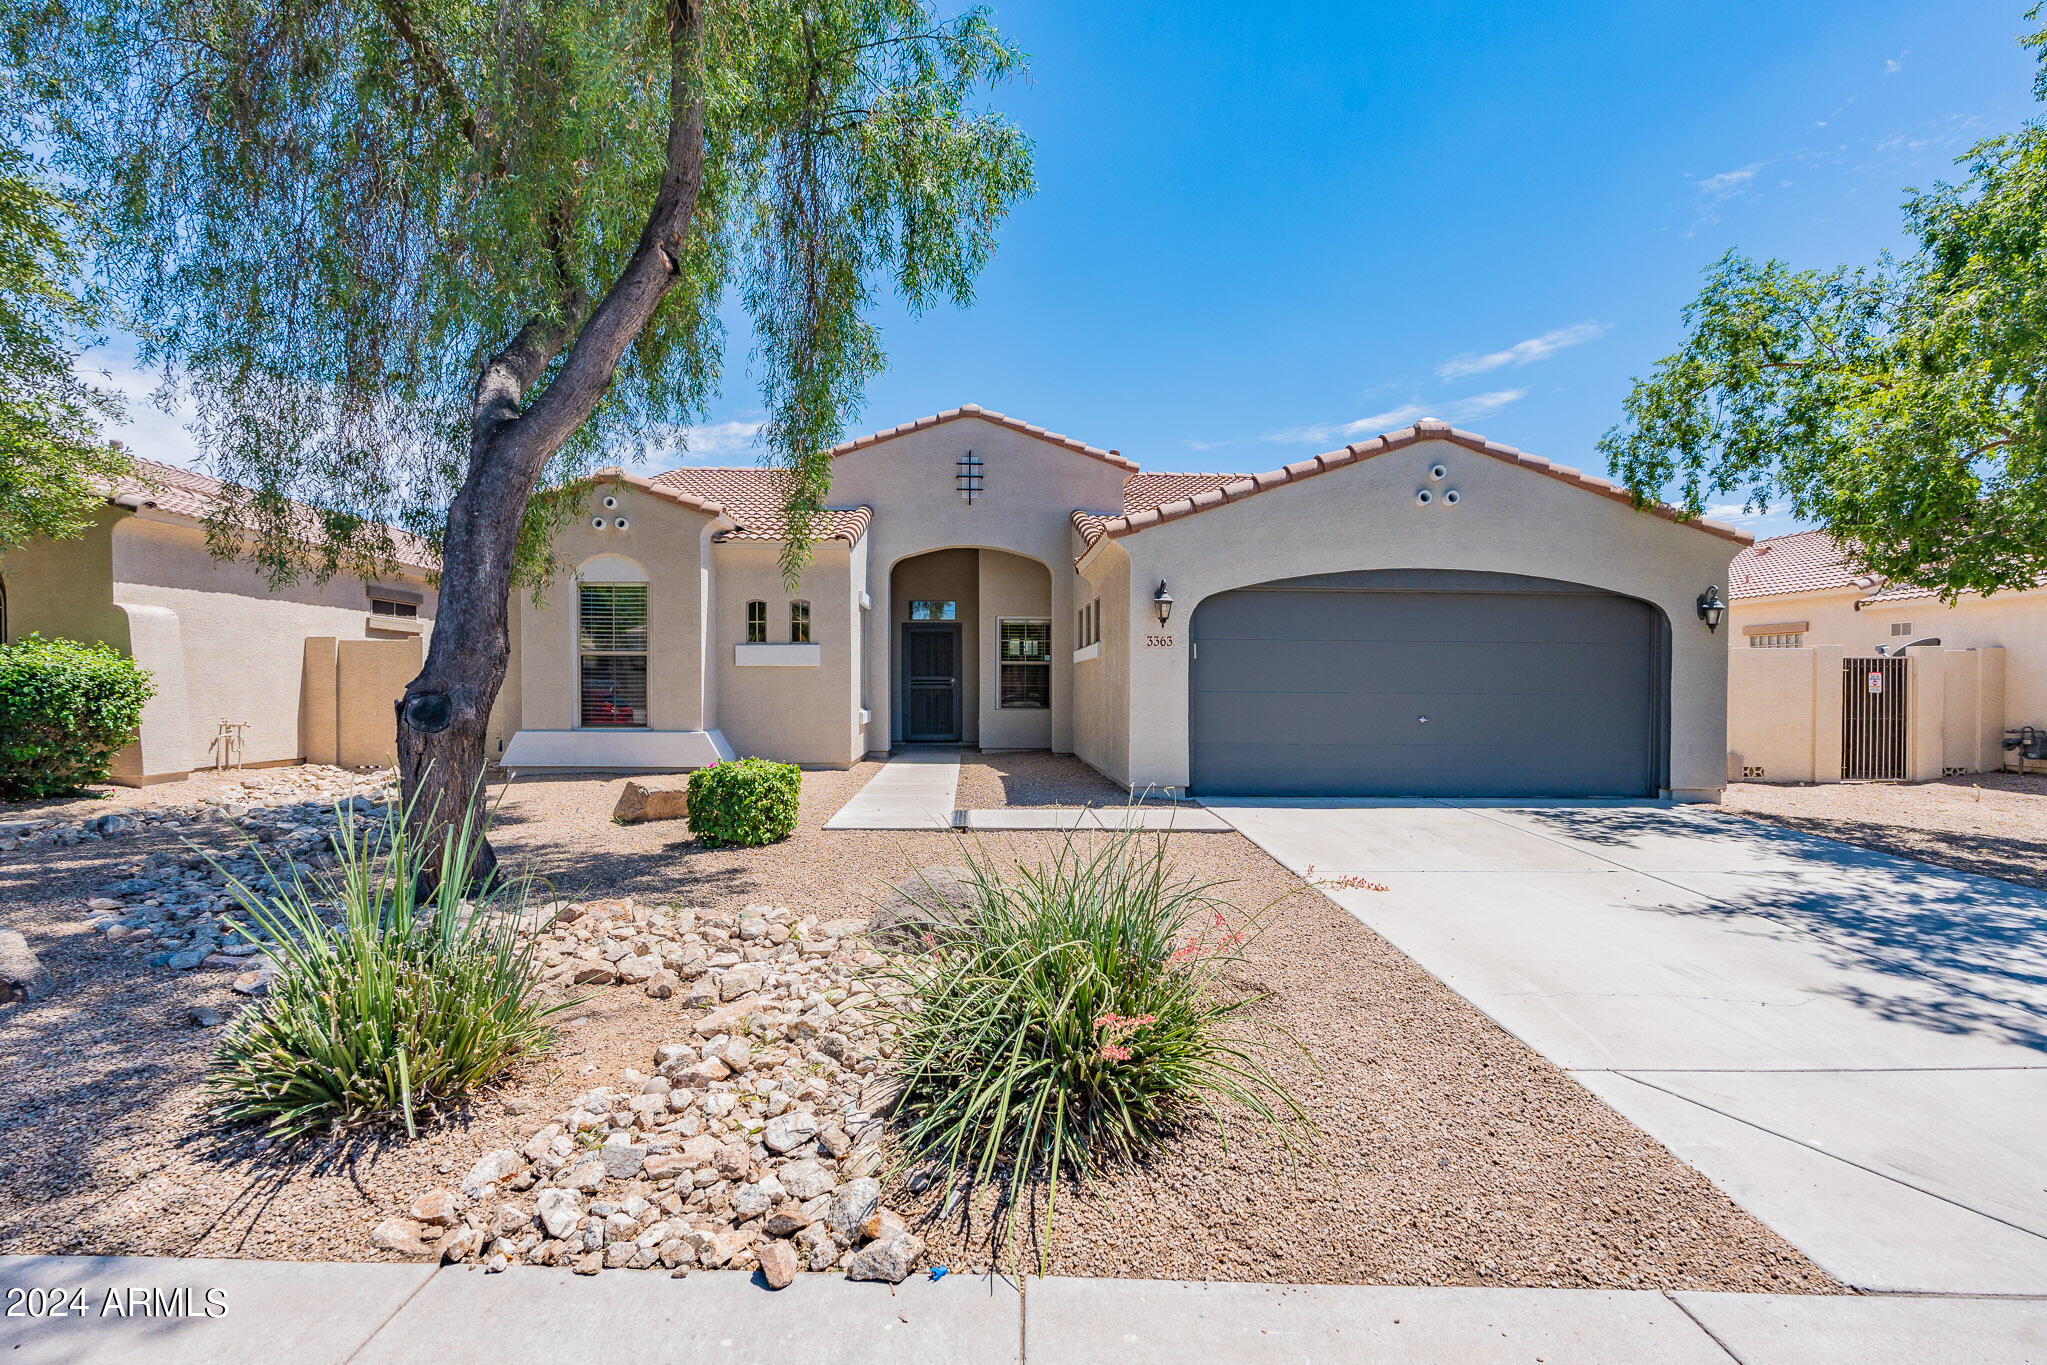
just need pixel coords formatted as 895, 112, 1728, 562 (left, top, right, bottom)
875, 826, 1310, 1261
206, 786, 569, 1140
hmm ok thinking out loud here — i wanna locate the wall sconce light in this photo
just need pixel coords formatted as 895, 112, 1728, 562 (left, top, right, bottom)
1153, 580, 1174, 626
1697, 586, 1727, 633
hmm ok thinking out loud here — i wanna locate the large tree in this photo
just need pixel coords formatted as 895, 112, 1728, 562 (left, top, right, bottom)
1602, 19, 2047, 600
0, 137, 129, 551
17, 0, 1031, 872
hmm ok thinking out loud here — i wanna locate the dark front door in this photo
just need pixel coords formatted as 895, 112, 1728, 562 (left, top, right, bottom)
901, 623, 962, 743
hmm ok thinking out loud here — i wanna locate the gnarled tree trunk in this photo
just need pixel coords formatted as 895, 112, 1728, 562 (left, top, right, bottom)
395, 0, 707, 887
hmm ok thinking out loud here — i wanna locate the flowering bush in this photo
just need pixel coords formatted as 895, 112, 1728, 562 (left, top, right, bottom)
686, 757, 800, 847
876, 827, 1308, 1257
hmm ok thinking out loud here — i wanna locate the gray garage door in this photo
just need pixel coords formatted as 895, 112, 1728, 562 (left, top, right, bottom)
1189, 570, 1665, 798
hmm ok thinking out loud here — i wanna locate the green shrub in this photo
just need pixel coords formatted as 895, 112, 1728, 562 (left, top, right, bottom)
207, 791, 568, 1139
877, 828, 1309, 1260
0, 634, 154, 798
686, 757, 800, 847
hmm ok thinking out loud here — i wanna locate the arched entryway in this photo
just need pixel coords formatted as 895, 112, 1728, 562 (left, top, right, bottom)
888, 547, 1053, 748
1188, 569, 1671, 797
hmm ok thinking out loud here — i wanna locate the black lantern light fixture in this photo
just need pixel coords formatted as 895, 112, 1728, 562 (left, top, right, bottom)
1153, 580, 1174, 626
1696, 586, 1727, 633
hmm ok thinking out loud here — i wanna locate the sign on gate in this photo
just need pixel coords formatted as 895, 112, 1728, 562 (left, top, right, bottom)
1867, 670, 1884, 694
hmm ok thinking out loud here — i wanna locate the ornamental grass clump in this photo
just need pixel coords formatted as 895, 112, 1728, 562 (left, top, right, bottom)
207, 790, 568, 1140
878, 827, 1309, 1247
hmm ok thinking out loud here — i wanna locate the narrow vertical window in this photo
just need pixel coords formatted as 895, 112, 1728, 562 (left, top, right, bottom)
745, 600, 767, 644
579, 584, 648, 728
790, 600, 811, 644
999, 618, 1052, 708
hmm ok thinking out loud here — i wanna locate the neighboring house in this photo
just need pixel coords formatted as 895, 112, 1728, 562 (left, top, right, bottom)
492, 405, 1749, 801
1724, 529, 2045, 782
0, 458, 437, 783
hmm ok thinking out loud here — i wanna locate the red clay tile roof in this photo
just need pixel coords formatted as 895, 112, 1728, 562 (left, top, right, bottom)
107, 457, 436, 568
640, 466, 871, 544
1074, 421, 1750, 556
830, 404, 1139, 472
1728, 529, 1872, 600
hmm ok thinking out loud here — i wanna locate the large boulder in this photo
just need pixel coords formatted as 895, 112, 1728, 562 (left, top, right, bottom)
0, 928, 50, 1004
612, 779, 691, 825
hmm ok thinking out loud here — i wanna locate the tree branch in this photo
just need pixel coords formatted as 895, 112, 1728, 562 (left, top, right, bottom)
371, 0, 485, 154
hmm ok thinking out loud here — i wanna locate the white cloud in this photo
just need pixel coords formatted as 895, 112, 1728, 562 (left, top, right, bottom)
1183, 437, 1231, 452
1884, 51, 1907, 75
77, 351, 207, 471
1260, 389, 1526, 447
1436, 321, 1610, 381
676, 418, 764, 459
1695, 162, 1763, 204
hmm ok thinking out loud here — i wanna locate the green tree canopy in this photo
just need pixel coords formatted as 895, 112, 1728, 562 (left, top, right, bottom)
0, 140, 128, 550
13, 0, 1033, 867
1602, 19, 2047, 600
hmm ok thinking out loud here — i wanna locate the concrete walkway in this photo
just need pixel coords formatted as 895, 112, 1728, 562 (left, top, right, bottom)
1205, 798, 2047, 1297
6, 1256, 2044, 1363
826, 751, 1229, 831
825, 749, 960, 830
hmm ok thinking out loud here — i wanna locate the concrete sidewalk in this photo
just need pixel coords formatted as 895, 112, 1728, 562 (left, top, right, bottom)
825, 751, 1229, 831
5, 1257, 2044, 1364
1207, 798, 2047, 1297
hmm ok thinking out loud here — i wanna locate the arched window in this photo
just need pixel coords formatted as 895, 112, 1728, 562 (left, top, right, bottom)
790, 600, 811, 644
745, 600, 767, 644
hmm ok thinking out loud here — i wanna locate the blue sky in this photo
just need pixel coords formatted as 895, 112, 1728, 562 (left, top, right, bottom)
98, 0, 2042, 539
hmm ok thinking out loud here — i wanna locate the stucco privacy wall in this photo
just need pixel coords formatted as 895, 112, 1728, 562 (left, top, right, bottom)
107, 514, 436, 776
834, 414, 1126, 754
1727, 646, 1845, 783
1731, 588, 2047, 734
1102, 435, 1744, 799
713, 540, 862, 766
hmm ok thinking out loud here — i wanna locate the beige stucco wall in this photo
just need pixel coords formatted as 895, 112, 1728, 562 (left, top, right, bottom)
3, 507, 433, 782
105, 514, 435, 776
977, 549, 1054, 750
1731, 586, 2047, 734
513, 486, 715, 735
1100, 436, 1743, 800
1071, 539, 1132, 785
711, 541, 861, 765
834, 415, 1125, 754
335, 638, 424, 768
1727, 645, 1846, 784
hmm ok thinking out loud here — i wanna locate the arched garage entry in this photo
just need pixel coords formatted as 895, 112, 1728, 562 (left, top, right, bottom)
1188, 570, 1670, 798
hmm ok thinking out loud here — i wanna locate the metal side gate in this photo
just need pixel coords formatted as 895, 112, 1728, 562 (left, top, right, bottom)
1843, 655, 1908, 780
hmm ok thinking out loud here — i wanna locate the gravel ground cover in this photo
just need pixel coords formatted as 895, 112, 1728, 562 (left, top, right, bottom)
0, 758, 1832, 1291
952, 751, 1172, 809
1725, 772, 2047, 891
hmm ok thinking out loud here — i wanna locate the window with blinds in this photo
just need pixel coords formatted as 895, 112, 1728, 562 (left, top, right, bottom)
579, 584, 647, 727
999, 617, 1051, 709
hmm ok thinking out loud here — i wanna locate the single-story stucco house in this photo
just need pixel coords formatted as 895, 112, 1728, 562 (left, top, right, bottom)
491, 405, 1751, 801
1724, 528, 2046, 783
0, 457, 437, 783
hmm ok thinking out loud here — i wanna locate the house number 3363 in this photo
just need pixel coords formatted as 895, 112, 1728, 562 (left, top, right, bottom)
1144, 634, 1175, 648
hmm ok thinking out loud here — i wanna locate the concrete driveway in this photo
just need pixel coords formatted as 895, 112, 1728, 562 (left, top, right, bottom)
1205, 798, 2047, 1296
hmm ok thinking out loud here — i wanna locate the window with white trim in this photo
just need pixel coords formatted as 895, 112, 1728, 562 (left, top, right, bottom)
790, 600, 811, 644
999, 618, 1051, 709
745, 600, 767, 644
579, 584, 648, 727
